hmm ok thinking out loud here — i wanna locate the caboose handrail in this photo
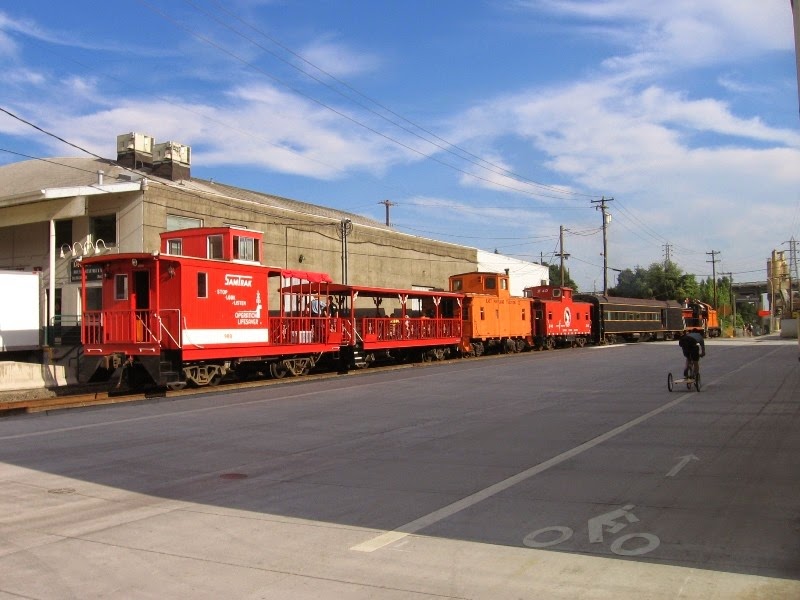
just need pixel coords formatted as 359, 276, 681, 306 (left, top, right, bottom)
136, 311, 158, 344
157, 309, 182, 348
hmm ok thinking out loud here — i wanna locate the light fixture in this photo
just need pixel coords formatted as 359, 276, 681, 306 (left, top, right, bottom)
59, 242, 85, 258
131, 258, 138, 267
298, 254, 305, 263
94, 239, 109, 254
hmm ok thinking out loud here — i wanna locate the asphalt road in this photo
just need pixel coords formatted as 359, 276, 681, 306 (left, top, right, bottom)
1, 337, 798, 599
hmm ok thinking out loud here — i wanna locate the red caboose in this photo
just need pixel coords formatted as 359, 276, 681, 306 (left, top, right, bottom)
79, 227, 343, 387
523, 285, 592, 349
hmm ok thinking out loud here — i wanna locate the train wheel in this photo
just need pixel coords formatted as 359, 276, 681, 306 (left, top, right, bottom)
545, 337, 555, 350
575, 337, 586, 348
270, 362, 289, 379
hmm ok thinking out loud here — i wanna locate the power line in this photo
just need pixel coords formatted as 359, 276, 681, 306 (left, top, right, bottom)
136, 0, 598, 202
185, 0, 600, 201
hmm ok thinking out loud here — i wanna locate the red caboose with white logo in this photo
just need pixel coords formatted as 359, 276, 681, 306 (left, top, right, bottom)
523, 285, 592, 349
79, 227, 343, 387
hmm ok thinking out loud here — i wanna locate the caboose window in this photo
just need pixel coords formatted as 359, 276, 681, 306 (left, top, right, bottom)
167, 239, 182, 255
114, 274, 128, 300
207, 235, 223, 259
452, 279, 462, 291
501, 279, 508, 290
233, 236, 259, 262
197, 272, 208, 298
480, 307, 485, 320
553, 289, 562, 298
485, 277, 496, 290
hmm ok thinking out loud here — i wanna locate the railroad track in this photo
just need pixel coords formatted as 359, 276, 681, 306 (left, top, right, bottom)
0, 359, 452, 417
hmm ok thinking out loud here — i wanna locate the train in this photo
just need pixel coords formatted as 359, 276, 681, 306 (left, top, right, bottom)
77, 226, 687, 389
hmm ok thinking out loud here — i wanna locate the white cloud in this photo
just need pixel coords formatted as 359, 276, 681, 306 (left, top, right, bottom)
298, 36, 381, 78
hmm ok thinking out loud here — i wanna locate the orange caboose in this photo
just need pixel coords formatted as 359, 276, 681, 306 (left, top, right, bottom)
523, 285, 592, 349
449, 271, 533, 356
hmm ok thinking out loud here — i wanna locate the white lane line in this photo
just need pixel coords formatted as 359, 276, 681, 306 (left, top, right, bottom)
351, 391, 694, 553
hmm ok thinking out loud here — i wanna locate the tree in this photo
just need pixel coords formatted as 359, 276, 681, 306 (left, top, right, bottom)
608, 262, 697, 300
547, 264, 578, 290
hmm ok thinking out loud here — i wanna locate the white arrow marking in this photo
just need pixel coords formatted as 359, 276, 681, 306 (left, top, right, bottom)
666, 454, 699, 477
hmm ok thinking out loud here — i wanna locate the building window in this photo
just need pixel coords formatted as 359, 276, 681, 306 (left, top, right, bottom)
114, 274, 128, 300
167, 239, 183, 255
55, 220, 72, 247
207, 235, 223, 259
90, 215, 117, 245
197, 272, 208, 298
167, 214, 202, 231
233, 235, 259, 262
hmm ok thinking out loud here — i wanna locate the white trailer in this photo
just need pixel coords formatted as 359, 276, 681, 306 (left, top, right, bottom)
0, 270, 41, 352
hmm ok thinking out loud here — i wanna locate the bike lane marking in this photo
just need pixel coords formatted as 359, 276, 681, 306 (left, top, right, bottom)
352, 391, 696, 553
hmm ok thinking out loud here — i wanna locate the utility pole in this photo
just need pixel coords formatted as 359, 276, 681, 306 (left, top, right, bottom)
379, 199, 395, 227
591, 196, 613, 295
555, 225, 570, 286
706, 250, 720, 308
783, 237, 798, 315
339, 218, 352, 284
725, 271, 736, 336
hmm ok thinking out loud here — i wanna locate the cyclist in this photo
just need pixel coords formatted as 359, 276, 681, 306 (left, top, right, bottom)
678, 329, 705, 377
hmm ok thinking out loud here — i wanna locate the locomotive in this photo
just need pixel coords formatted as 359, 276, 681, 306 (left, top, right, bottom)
78, 226, 686, 389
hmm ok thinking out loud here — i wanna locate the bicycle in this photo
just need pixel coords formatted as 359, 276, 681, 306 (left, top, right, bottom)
667, 360, 701, 392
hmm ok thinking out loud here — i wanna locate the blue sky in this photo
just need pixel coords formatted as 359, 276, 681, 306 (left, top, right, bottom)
1, 1, 799, 291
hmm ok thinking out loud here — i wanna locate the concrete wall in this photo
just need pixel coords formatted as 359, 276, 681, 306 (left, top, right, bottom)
780, 318, 798, 339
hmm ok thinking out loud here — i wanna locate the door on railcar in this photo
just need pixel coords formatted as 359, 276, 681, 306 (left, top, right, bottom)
131, 269, 151, 342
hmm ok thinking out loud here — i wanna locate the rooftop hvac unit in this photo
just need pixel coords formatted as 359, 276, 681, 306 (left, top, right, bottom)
116, 132, 154, 155
153, 141, 191, 165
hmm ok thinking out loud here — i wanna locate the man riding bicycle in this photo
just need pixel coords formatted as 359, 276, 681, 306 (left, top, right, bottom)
678, 330, 705, 377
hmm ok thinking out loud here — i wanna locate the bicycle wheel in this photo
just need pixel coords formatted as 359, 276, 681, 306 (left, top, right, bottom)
694, 371, 701, 392
667, 372, 674, 392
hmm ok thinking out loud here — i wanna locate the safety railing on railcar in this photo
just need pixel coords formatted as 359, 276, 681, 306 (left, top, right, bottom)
82, 310, 160, 345
268, 316, 345, 346
358, 317, 462, 342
